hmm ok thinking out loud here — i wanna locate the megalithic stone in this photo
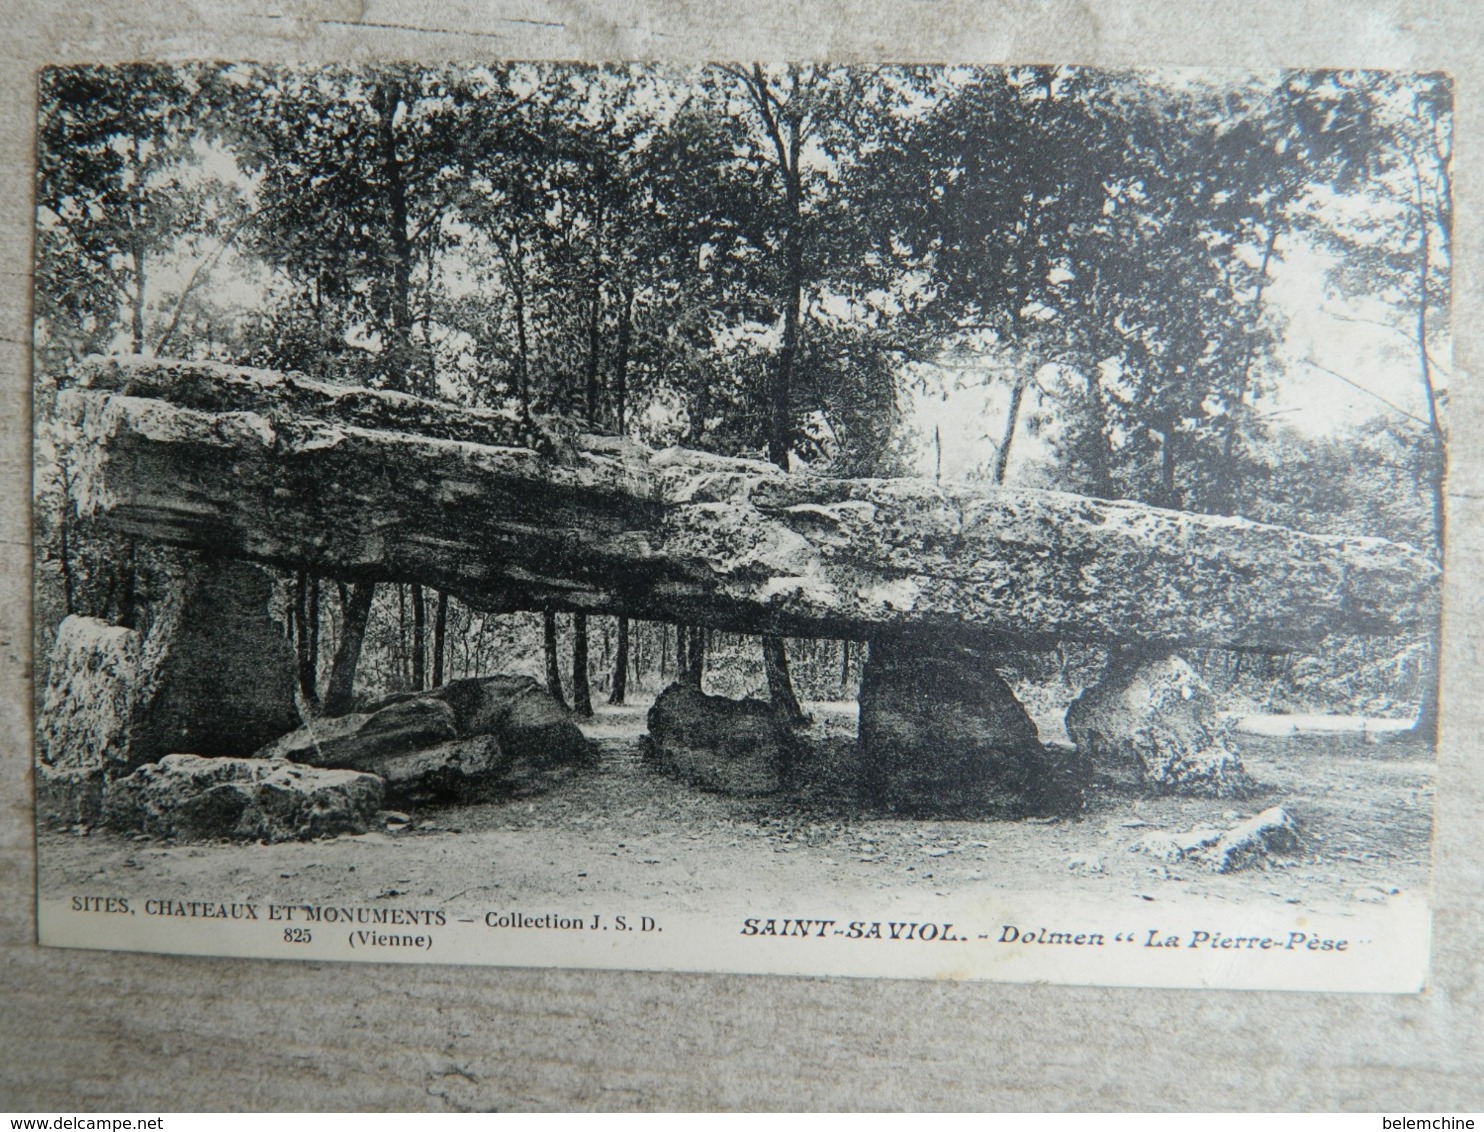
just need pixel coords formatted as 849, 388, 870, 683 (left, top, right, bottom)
1065, 649, 1255, 798
55, 356, 1440, 656
36, 552, 300, 825
857, 636, 1089, 817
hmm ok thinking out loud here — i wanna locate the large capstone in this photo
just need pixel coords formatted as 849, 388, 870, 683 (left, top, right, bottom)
35, 555, 299, 825
646, 681, 791, 796
61, 356, 1440, 655
857, 637, 1086, 817
103, 754, 383, 842
1064, 651, 1254, 797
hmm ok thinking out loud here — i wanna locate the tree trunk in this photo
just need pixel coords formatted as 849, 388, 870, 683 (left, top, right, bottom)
306, 574, 320, 703
432, 589, 448, 686
614, 286, 633, 433
508, 232, 531, 414
684, 626, 706, 689
325, 581, 376, 716
762, 636, 806, 724
543, 610, 568, 709
293, 569, 321, 704
411, 582, 426, 691
1407, 165, 1445, 748
572, 611, 593, 717
130, 272, 147, 355
1413, 622, 1441, 745
1157, 425, 1181, 511
397, 583, 407, 687
373, 78, 418, 395
994, 367, 1030, 485
609, 615, 629, 704
758, 98, 809, 717
1215, 222, 1280, 516
585, 202, 604, 427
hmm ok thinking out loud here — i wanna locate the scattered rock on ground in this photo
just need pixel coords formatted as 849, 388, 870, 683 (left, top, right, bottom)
256, 698, 458, 768
368, 675, 594, 766
857, 637, 1087, 817
1065, 651, 1254, 798
646, 682, 790, 796
103, 754, 383, 842
1133, 807, 1302, 873
1208, 806, 1302, 873
355, 735, 507, 807
1135, 828, 1224, 863
256, 675, 595, 805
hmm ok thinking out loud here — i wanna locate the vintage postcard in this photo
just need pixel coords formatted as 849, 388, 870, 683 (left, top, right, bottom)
31, 62, 1446, 990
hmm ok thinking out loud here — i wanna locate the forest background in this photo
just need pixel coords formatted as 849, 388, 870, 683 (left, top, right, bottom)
30, 62, 1453, 728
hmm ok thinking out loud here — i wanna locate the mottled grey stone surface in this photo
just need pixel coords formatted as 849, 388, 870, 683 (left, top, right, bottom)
60, 356, 1438, 654
647, 681, 789, 796
103, 754, 384, 842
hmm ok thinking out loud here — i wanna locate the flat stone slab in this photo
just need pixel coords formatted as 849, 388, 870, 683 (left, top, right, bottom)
59, 356, 1439, 654
256, 676, 596, 807
357, 736, 508, 808
103, 754, 384, 842
257, 699, 460, 768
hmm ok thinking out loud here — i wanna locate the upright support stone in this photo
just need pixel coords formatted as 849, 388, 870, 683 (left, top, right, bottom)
34, 616, 139, 825
1064, 650, 1254, 797
857, 636, 1087, 817
36, 553, 299, 824
129, 557, 301, 766
646, 681, 790, 796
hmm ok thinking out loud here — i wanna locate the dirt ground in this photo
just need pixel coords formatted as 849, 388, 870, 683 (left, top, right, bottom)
35, 697, 1435, 922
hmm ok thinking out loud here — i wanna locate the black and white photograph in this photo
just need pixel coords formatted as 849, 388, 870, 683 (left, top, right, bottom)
30, 60, 1448, 990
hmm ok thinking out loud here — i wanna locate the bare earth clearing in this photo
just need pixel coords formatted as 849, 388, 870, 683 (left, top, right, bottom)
36, 700, 1434, 921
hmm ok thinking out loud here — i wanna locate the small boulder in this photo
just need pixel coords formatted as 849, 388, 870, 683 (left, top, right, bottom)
1134, 828, 1223, 863
356, 735, 507, 807
256, 698, 459, 768
1208, 806, 1301, 873
647, 682, 789, 795
103, 754, 383, 842
1066, 651, 1254, 798
367, 675, 594, 769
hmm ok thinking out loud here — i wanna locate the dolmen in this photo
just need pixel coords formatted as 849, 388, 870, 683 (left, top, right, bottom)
43, 356, 1442, 825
